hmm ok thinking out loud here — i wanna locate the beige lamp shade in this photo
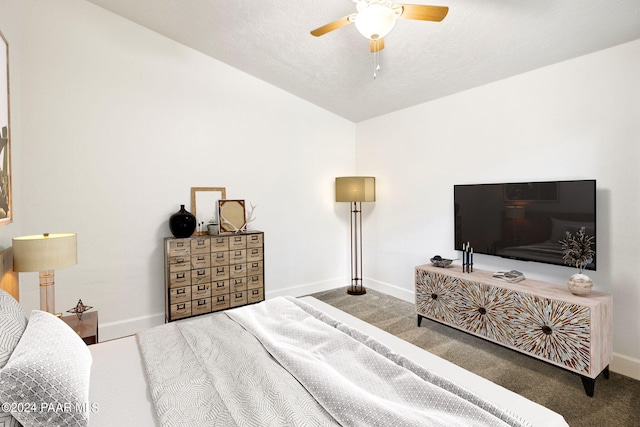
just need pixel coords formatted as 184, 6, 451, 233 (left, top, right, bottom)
12, 233, 77, 272
335, 177, 376, 202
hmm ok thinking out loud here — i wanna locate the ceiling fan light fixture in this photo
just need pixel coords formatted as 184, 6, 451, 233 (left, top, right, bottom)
354, 3, 397, 40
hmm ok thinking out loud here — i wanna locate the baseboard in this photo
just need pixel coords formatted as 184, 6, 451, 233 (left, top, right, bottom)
265, 277, 347, 299
364, 277, 414, 303
611, 353, 640, 381
99, 312, 165, 342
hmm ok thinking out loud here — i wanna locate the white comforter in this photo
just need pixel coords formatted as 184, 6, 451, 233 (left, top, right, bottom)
137, 297, 529, 427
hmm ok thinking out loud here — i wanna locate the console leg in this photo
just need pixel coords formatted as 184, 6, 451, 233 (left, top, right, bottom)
603, 365, 610, 380
580, 375, 595, 397
417, 314, 423, 327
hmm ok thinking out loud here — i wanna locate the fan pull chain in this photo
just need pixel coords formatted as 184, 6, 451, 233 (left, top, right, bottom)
372, 40, 381, 79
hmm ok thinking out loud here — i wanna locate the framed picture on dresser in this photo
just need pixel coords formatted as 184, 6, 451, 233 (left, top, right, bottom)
0, 29, 12, 226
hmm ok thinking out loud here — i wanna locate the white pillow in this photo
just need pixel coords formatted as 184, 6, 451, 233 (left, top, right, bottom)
0, 289, 27, 369
0, 310, 92, 426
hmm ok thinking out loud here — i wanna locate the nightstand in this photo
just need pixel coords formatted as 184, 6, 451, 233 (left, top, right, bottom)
61, 311, 99, 345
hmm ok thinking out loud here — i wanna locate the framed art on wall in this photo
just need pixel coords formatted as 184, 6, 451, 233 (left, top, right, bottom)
0, 29, 12, 226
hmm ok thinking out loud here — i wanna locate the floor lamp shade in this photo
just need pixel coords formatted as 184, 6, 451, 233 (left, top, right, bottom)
335, 177, 376, 202
12, 233, 77, 314
335, 177, 375, 296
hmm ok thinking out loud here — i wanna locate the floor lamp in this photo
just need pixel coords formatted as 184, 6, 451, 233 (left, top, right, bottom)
336, 177, 376, 295
12, 233, 78, 314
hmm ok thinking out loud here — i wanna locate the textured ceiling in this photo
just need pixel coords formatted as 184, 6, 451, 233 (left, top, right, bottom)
84, 0, 640, 122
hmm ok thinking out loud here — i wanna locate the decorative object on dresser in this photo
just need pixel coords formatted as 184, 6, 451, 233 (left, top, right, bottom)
461, 242, 473, 272
560, 226, 595, 295
12, 233, 78, 314
169, 204, 196, 238
164, 231, 265, 322
191, 187, 226, 235
415, 264, 612, 397
67, 299, 93, 320
218, 199, 246, 232
335, 176, 376, 295
429, 255, 452, 268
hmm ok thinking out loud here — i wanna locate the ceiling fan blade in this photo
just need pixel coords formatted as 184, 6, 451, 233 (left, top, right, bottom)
310, 14, 356, 37
370, 38, 385, 53
397, 4, 449, 22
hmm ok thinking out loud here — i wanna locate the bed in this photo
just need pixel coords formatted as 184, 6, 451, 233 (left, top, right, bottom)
0, 290, 568, 427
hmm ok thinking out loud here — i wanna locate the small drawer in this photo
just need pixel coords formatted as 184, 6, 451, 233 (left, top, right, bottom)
212, 294, 230, 311
212, 265, 230, 280
169, 256, 191, 273
246, 233, 263, 248
211, 280, 229, 296
230, 263, 247, 279
248, 288, 264, 304
211, 236, 229, 251
192, 283, 211, 299
247, 274, 263, 289
168, 271, 191, 288
230, 249, 247, 263
191, 237, 210, 254
247, 261, 263, 275
229, 235, 247, 250
247, 248, 263, 262
230, 277, 247, 292
211, 251, 230, 267
192, 298, 211, 316
191, 268, 211, 285
230, 291, 247, 308
168, 240, 191, 256
191, 254, 211, 269
169, 285, 191, 304
170, 301, 191, 320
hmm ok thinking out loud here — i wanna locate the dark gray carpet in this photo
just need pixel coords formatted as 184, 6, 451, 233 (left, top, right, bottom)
310, 287, 640, 427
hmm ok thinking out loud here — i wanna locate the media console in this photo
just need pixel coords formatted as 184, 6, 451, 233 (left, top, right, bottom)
415, 264, 612, 396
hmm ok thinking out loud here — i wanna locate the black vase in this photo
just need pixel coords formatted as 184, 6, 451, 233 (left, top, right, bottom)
169, 205, 196, 238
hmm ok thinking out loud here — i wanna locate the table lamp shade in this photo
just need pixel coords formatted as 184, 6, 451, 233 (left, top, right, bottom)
335, 177, 376, 202
13, 233, 77, 272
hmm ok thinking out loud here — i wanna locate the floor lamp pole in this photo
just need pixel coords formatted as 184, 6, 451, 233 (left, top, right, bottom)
348, 201, 366, 295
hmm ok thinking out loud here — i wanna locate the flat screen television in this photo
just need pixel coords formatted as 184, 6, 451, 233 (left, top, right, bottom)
454, 180, 596, 270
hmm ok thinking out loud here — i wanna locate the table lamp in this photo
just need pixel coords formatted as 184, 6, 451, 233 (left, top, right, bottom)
336, 177, 375, 295
12, 233, 77, 314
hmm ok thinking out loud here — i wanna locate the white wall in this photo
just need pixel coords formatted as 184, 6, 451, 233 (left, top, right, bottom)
17, 0, 355, 339
356, 39, 640, 379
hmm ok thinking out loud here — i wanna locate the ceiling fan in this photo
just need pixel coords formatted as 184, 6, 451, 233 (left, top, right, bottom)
310, 0, 449, 54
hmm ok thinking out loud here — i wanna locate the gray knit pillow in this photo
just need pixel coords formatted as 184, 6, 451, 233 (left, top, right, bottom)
0, 310, 92, 426
0, 289, 26, 427
0, 290, 27, 369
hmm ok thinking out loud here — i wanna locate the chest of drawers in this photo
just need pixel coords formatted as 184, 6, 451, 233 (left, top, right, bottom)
415, 264, 612, 396
165, 231, 264, 322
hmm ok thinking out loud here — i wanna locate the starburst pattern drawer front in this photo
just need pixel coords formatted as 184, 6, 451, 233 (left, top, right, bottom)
452, 281, 514, 346
415, 270, 459, 324
512, 293, 591, 374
